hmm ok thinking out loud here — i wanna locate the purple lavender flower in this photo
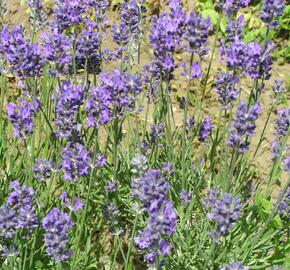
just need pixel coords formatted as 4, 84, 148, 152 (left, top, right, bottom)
181, 61, 203, 80
161, 162, 174, 176
53, 0, 87, 30
111, 0, 143, 48
180, 189, 192, 206
75, 21, 101, 72
131, 170, 170, 211
271, 80, 285, 104
135, 199, 177, 264
0, 181, 37, 239
7, 97, 39, 140
105, 180, 118, 193
214, 72, 239, 109
225, 15, 245, 44
86, 0, 109, 26
227, 101, 261, 153
95, 153, 107, 169
104, 203, 121, 233
224, 0, 250, 16
59, 192, 84, 212
275, 108, 290, 139
1, 245, 19, 257
277, 186, 290, 221
85, 70, 142, 127
184, 11, 212, 58
283, 156, 290, 173
33, 159, 53, 181
25, 0, 48, 29
260, 0, 285, 29
149, 0, 186, 76
198, 115, 213, 142
40, 26, 72, 74
150, 123, 165, 144
204, 191, 241, 241
131, 154, 148, 175
220, 261, 249, 270
245, 41, 273, 80
0, 25, 46, 78
62, 143, 91, 181
54, 81, 84, 140
42, 208, 73, 262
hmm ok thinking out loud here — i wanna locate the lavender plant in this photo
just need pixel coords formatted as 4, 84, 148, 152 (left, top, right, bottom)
0, 0, 289, 269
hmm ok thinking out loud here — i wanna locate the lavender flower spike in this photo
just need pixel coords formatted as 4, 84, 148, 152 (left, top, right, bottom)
260, 0, 285, 29
220, 261, 249, 270
42, 208, 74, 262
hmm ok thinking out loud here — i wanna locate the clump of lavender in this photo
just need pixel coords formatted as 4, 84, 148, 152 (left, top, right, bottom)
184, 11, 212, 58
7, 97, 39, 140
42, 207, 74, 262
227, 101, 261, 153
0, 25, 46, 78
85, 70, 142, 127
220, 261, 249, 270
0, 181, 37, 239
131, 154, 148, 175
54, 81, 84, 140
260, 0, 285, 29
62, 143, 91, 181
198, 116, 213, 142
75, 21, 101, 72
214, 72, 239, 109
33, 159, 53, 181
40, 26, 72, 75
204, 190, 242, 241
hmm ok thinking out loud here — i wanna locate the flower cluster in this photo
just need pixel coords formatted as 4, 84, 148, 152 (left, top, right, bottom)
54, 81, 84, 140
7, 97, 39, 140
214, 72, 239, 109
62, 143, 91, 181
85, 70, 142, 127
184, 11, 212, 58
53, 0, 87, 30
33, 159, 54, 181
75, 21, 101, 72
111, 0, 142, 47
225, 15, 245, 44
260, 0, 285, 29
227, 101, 261, 153
277, 186, 290, 221
25, 0, 48, 29
131, 154, 148, 175
59, 192, 84, 212
0, 181, 37, 239
40, 27, 72, 75
198, 116, 213, 142
149, 0, 186, 76
132, 169, 177, 264
0, 25, 46, 78
42, 208, 73, 262
204, 190, 242, 241
275, 108, 290, 139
